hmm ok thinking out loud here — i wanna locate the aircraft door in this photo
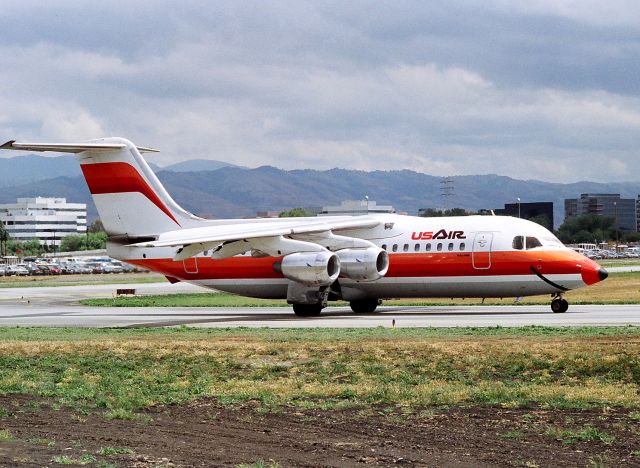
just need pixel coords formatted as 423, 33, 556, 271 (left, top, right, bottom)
183, 257, 199, 274
472, 232, 493, 270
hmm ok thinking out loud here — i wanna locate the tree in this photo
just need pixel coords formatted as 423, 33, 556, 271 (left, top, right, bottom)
60, 235, 84, 252
623, 232, 640, 243
88, 219, 105, 233
60, 232, 108, 252
556, 214, 615, 244
528, 214, 551, 230
279, 208, 313, 217
8, 239, 44, 257
0, 220, 8, 256
420, 208, 472, 217
86, 232, 107, 250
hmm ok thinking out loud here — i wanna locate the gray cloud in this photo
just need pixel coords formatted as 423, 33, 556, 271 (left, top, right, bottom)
1, 0, 640, 182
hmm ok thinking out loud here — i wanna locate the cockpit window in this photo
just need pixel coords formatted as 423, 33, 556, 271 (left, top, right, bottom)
526, 237, 543, 249
512, 236, 524, 250
543, 236, 563, 247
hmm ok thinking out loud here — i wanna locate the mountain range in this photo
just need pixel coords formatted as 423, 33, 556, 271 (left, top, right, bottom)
0, 155, 240, 187
0, 155, 638, 228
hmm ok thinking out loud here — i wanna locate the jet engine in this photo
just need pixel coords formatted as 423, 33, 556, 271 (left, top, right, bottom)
336, 247, 389, 281
279, 251, 341, 286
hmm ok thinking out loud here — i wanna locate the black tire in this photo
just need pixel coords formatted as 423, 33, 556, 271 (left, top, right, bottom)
350, 298, 380, 314
292, 303, 323, 317
551, 299, 568, 313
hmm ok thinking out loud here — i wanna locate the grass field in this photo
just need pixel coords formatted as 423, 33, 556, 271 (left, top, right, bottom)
0, 272, 165, 289
598, 258, 640, 267
0, 327, 638, 414
81, 271, 640, 307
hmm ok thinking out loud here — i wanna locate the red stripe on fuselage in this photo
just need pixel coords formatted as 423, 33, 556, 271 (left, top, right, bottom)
127, 250, 595, 282
81, 162, 180, 226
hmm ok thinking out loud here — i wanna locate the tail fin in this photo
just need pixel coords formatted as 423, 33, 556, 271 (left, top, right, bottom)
1, 137, 203, 238
78, 138, 203, 237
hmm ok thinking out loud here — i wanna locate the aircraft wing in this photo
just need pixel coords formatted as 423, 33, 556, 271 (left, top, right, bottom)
129, 216, 382, 260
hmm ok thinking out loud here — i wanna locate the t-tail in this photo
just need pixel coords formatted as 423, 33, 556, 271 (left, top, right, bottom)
0, 137, 203, 240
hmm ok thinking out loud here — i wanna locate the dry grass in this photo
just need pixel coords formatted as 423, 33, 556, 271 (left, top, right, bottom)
0, 328, 638, 411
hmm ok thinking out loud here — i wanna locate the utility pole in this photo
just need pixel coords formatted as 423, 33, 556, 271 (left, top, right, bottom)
440, 177, 454, 212
614, 201, 619, 250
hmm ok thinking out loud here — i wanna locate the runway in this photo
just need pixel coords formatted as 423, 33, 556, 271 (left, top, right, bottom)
0, 282, 639, 328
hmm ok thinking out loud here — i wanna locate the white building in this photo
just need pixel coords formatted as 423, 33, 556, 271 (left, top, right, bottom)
0, 197, 87, 248
319, 199, 395, 216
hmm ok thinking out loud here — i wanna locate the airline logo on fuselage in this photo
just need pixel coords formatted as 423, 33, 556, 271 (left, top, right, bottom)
411, 230, 466, 240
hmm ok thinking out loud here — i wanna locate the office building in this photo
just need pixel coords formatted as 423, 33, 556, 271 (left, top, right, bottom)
0, 197, 87, 247
319, 199, 395, 216
564, 194, 636, 232
495, 202, 554, 231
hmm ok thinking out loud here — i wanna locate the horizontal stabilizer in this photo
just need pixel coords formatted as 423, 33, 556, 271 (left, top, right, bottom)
0, 140, 159, 154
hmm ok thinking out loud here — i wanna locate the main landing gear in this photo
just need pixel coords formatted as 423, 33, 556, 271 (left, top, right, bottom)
350, 298, 381, 314
292, 303, 324, 317
551, 294, 569, 313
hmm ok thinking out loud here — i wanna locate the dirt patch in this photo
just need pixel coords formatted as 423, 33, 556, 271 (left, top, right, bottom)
0, 395, 639, 467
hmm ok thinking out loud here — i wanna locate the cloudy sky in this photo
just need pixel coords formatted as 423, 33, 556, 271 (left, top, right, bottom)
1, 0, 639, 182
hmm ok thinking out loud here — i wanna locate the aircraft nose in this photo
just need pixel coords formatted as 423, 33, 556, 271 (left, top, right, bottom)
598, 268, 609, 282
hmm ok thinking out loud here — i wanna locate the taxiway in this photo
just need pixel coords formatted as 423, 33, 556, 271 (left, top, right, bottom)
0, 282, 638, 328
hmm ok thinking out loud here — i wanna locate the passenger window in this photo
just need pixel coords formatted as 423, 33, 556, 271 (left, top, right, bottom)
460, 242, 465, 251
392, 244, 398, 252
448, 243, 454, 251
414, 244, 420, 252
437, 243, 443, 252
512, 236, 524, 250
426, 243, 431, 252
382, 244, 387, 251
526, 237, 542, 249
403, 244, 409, 252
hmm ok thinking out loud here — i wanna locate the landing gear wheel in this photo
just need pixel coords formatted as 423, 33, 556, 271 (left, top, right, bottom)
350, 298, 380, 314
292, 303, 323, 317
551, 298, 569, 313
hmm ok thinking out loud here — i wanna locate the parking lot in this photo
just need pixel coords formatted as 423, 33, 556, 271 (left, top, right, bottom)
0, 256, 142, 277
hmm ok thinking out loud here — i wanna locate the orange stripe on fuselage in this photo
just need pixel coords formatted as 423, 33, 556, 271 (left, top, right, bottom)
128, 249, 596, 282
81, 162, 180, 226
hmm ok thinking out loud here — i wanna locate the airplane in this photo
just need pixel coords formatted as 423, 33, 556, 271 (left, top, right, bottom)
0, 137, 608, 316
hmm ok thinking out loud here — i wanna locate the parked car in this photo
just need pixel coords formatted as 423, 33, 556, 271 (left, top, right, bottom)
6, 265, 30, 276
72, 264, 93, 274
102, 264, 124, 274
28, 264, 49, 276
119, 262, 137, 273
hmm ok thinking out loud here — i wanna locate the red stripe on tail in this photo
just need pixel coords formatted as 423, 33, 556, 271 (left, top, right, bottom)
81, 162, 180, 226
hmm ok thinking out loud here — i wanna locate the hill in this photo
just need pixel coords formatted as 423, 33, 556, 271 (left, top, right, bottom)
161, 159, 243, 172
0, 155, 81, 187
1, 165, 638, 228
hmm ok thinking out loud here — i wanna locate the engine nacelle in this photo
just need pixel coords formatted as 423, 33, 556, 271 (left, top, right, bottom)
279, 251, 341, 286
336, 247, 389, 282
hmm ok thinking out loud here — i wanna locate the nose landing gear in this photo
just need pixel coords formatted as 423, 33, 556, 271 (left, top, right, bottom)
551, 294, 569, 313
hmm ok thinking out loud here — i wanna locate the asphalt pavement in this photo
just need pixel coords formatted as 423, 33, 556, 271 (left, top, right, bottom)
0, 281, 638, 328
